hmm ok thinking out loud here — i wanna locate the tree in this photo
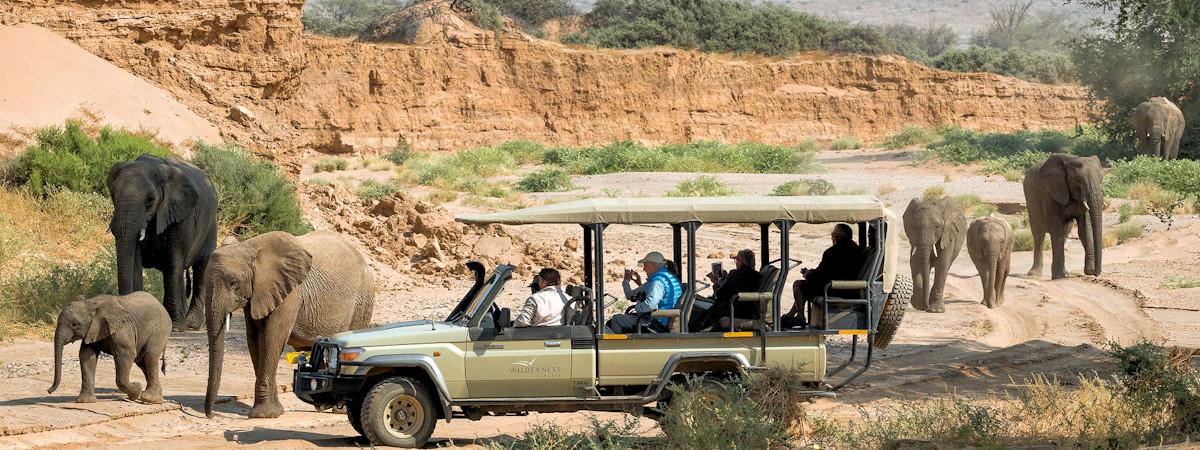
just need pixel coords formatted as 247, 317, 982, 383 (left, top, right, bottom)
1070, 0, 1200, 157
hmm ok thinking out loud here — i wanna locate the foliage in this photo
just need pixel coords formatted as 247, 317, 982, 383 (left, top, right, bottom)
1111, 223, 1144, 244
1012, 228, 1048, 251
971, 0, 1082, 53
829, 136, 862, 150
357, 179, 403, 200
926, 126, 1124, 174
1070, 0, 1200, 158
932, 46, 1074, 84
1160, 275, 1200, 289
487, 0, 578, 27
659, 381, 789, 449
401, 146, 517, 191
302, 0, 410, 37
770, 179, 836, 196
543, 140, 820, 175
0, 188, 112, 280
384, 142, 415, 165
1108, 341, 1200, 438
191, 142, 312, 238
883, 126, 936, 149
1105, 156, 1200, 202
877, 182, 900, 196
313, 156, 348, 173
3, 120, 172, 197
487, 415, 640, 450
498, 140, 550, 165
667, 176, 736, 197
879, 23, 959, 63
423, 189, 459, 205
1118, 203, 1134, 223
922, 185, 946, 201
0, 250, 164, 329
516, 169, 575, 192
460, 0, 505, 30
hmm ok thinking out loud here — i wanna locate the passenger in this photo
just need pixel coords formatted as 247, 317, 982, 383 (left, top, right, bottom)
783, 224, 864, 328
622, 258, 678, 301
514, 268, 569, 327
695, 249, 762, 331
606, 252, 683, 333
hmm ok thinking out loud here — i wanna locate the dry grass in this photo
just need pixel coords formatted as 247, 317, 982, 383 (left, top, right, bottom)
922, 185, 946, 201
877, 182, 900, 196
0, 187, 112, 277
423, 189, 459, 205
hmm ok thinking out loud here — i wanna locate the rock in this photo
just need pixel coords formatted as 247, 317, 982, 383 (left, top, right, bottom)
354, 219, 374, 231
707, 253, 722, 259
371, 197, 398, 217
229, 105, 256, 126
564, 237, 580, 251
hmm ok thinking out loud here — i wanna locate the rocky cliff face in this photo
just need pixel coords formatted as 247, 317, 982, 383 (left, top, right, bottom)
3, 0, 1093, 160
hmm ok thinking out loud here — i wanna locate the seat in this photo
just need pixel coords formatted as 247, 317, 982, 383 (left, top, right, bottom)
636, 285, 690, 333
723, 264, 780, 331
809, 243, 881, 330
561, 285, 594, 327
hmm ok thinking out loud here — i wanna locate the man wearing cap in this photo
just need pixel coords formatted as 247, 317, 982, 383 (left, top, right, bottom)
606, 251, 683, 333
515, 268, 569, 327
784, 223, 864, 328
695, 249, 763, 330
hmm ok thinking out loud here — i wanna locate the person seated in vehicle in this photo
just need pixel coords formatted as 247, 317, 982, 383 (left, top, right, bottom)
514, 268, 570, 327
783, 224, 864, 328
694, 249, 763, 331
606, 252, 683, 333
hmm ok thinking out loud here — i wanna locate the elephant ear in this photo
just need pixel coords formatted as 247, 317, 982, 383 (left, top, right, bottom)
84, 297, 134, 344
249, 233, 313, 321
106, 161, 131, 196
938, 199, 965, 253
155, 164, 199, 235
1040, 156, 1071, 206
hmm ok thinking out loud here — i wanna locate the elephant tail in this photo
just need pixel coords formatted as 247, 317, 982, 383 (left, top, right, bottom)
161, 353, 167, 375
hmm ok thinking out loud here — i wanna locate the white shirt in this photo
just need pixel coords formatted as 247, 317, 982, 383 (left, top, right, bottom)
514, 286, 567, 327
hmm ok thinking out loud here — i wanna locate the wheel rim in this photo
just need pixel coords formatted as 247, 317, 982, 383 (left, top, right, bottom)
696, 391, 724, 407
384, 394, 423, 437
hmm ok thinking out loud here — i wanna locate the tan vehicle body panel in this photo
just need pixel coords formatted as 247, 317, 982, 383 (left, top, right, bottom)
597, 334, 825, 385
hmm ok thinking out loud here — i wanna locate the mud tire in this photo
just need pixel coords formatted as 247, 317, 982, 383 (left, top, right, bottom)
346, 397, 364, 437
874, 274, 911, 349
361, 376, 436, 448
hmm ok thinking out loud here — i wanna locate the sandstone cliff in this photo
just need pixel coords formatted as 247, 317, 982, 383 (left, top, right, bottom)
2, 0, 1093, 160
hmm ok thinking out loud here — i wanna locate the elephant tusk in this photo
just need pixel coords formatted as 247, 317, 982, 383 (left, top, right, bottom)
139, 229, 146, 241
932, 247, 939, 259
1082, 202, 1090, 211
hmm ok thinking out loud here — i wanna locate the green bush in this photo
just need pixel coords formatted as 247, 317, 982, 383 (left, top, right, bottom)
1, 250, 163, 326
1012, 228, 1049, 251
516, 169, 575, 192
313, 156, 348, 173
1108, 341, 1200, 437
667, 176, 736, 197
771, 179, 836, 196
498, 140, 549, 165
932, 46, 1074, 84
659, 380, 789, 449
883, 126, 936, 149
487, 0, 577, 28
357, 179, 403, 200
1105, 157, 1200, 202
3, 121, 172, 197
1112, 223, 1143, 244
546, 140, 820, 175
922, 185, 945, 201
1118, 203, 1133, 224
829, 136, 862, 150
405, 146, 517, 190
384, 142, 415, 165
191, 142, 312, 238
302, 0, 408, 37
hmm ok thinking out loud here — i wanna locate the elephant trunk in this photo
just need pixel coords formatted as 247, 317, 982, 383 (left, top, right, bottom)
112, 202, 145, 295
909, 245, 932, 311
48, 323, 68, 394
204, 291, 227, 419
1086, 186, 1104, 276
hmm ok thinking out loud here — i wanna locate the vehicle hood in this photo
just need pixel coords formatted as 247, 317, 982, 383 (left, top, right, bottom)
329, 320, 467, 348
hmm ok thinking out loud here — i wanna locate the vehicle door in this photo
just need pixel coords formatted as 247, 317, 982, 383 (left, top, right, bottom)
465, 325, 578, 398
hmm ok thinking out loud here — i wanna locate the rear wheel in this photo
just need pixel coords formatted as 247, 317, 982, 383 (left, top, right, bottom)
874, 274, 911, 349
360, 377, 436, 448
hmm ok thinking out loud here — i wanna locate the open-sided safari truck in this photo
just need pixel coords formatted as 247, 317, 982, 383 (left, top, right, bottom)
294, 195, 911, 447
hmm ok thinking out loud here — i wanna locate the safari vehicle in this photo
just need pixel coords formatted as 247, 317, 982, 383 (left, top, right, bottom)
293, 196, 911, 447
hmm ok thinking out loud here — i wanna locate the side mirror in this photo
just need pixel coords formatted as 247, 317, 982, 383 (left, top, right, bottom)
497, 308, 513, 331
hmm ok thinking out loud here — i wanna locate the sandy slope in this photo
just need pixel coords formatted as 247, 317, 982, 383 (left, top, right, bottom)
1, 148, 1197, 448
0, 24, 220, 150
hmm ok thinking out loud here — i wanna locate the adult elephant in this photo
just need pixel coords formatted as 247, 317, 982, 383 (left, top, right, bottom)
1024, 154, 1104, 279
107, 154, 218, 330
1133, 97, 1185, 160
204, 231, 374, 419
903, 197, 967, 313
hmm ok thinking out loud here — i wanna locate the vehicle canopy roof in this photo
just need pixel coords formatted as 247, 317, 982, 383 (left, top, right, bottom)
455, 195, 895, 225
459, 196, 900, 292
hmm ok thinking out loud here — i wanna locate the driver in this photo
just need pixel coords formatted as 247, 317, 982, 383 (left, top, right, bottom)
514, 268, 568, 327
606, 252, 682, 333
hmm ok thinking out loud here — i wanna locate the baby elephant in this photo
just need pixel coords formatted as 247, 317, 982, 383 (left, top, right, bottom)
48, 292, 171, 404
967, 214, 1014, 309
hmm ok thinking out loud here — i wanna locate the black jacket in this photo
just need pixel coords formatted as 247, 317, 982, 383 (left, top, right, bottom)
714, 267, 762, 317
802, 238, 864, 297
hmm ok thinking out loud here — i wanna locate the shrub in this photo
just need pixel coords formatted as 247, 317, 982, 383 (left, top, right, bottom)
313, 156, 348, 173
1112, 223, 1143, 244
191, 142, 312, 238
3, 121, 172, 197
829, 136, 862, 150
384, 142, 415, 165
547, 140, 820, 175
423, 190, 458, 205
516, 169, 575, 192
487, 415, 640, 450
1105, 157, 1200, 202
922, 185, 945, 201
0, 250, 164, 328
1012, 228, 1048, 251
667, 176, 736, 197
953, 194, 982, 211
659, 380, 789, 449
404, 146, 517, 190
770, 179, 836, 196
1118, 203, 1133, 224
972, 203, 998, 218
498, 140, 549, 165
932, 46, 1074, 84
487, 0, 578, 28
883, 126, 936, 149
357, 179, 403, 200
1160, 276, 1200, 290
307, 178, 334, 187
0, 188, 113, 279
360, 157, 392, 171
301, 0, 407, 37
877, 182, 900, 196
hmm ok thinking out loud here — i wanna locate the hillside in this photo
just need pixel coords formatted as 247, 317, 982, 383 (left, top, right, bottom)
3, 0, 1091, 160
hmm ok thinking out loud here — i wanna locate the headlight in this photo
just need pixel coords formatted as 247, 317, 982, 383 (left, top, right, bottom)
320, 344, 338, 373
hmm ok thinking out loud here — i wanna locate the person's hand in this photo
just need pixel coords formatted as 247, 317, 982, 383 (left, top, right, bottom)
632, 272, 643, 285
800, 268, 811, 276
623, 269, 633, 282
706, 271, 718, 283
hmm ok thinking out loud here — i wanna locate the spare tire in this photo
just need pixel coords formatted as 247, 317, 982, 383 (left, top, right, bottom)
874, 274, 911, 349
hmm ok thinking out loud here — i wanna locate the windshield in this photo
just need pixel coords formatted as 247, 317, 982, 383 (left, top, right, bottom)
460, 271, 510, 326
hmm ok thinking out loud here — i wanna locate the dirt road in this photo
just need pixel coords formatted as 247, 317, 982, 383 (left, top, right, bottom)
2, 148, 1196, 448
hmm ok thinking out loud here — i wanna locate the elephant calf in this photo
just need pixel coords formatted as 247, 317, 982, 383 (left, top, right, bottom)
48, 292, 171, 404
967, 215, 1014, 309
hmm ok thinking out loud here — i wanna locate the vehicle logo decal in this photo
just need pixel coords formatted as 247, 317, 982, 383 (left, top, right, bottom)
513, 358, 538, 367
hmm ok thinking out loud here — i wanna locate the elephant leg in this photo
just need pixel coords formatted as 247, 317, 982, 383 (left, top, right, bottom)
138, 352, 163, 404
164, 265, 186, 330
249, 314, 295, 418
113, 348, 143, 401
909, 256, 929, 311
979, 260, 995, 308
77, 346, 98, 403
184, 257, 209, 330
1027, 227, 1046, 277
927, 257, 950, 313
996, 252, 1011, 306
1050, 222, 1070, 279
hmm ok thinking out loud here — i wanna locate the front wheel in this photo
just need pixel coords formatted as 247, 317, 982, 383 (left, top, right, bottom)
346, 397, 364, 437
360, 377, 437, 448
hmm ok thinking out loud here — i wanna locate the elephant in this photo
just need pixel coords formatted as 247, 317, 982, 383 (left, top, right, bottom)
107, 154, 218, 331
48, 292, 171, 404
903, 197, 967, 313
1024, 154, 1104, 279
204, 230, 374, 419
1132, 97, 1185, 159
967, 214, 1014, 309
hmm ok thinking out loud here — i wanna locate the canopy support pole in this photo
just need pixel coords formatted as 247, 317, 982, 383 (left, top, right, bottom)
582, 225, 593, 291
672, 225, 683, 274
759, 223, 770, 269
772, 220, 794, 332
680, 221, 700, 332
592, 223, 608, 333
